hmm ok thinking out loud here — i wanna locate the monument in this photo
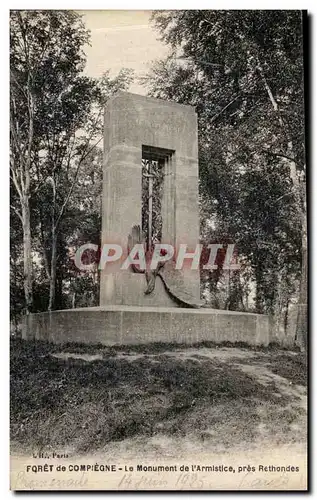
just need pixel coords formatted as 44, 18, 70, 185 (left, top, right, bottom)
23, 92, 270, 346
101, 91, 201, 308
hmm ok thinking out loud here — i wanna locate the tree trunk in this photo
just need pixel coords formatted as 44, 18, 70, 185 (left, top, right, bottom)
55, 261, 64, 310
255, 265, 265, 314
38, 206, 51, 281
48, 229, 57, 311
21, 200, 33, 314
295, 251, 307, 352
257, 61, 307, 351
295, 183, 307, 352
284, 296, 290, 336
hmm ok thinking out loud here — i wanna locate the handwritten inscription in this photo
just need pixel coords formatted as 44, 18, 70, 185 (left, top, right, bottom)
13, 471, 88, 490
12, 461, 305, 491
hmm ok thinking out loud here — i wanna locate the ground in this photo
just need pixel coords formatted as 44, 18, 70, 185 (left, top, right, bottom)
10, 338, 307, 460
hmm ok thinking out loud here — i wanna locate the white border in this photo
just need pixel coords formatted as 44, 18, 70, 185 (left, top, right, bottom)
1, 3, 315, 498
2, 1, 316, 9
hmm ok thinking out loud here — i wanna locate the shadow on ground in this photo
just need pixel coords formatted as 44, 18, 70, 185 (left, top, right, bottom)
10, 338, 307, 456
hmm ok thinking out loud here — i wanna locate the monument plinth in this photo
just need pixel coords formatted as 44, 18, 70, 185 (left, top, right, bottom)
23, 92, 270, 346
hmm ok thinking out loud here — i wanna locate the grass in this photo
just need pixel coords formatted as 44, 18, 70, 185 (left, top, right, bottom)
266, 353, 307, 386
10, 338, 307, 455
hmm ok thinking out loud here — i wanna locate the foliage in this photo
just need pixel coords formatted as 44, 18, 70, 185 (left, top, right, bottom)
10, 10, 133, 320
143, 10, 305, 331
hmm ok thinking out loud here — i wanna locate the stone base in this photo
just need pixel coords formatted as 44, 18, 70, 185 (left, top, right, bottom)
22, 306, 270, 346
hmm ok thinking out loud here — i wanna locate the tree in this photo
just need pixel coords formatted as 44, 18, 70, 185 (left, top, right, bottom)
10, 10, 133, 314
145, 10, 306, 347
30, 68, 132, 311
10, 10, 91, 312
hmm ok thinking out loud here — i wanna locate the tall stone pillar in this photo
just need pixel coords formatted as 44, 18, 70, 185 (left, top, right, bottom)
100, 91, 200, 306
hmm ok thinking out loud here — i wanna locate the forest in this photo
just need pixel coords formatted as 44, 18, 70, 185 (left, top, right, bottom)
10, 10, 307, 350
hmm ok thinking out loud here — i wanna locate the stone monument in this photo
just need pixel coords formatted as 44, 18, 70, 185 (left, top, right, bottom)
100, 91, 201, 308
23, 92, 270, 346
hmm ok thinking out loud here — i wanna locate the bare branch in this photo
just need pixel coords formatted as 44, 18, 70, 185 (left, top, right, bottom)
259, 149, 296, 163
10, 167, 23, 200
210, 94, 242, 124
10, 204, 23, 223
54, 136, 102, 231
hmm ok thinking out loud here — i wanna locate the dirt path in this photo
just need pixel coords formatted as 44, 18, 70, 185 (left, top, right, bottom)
12, 341, 307, 460
11, 341, 307, 490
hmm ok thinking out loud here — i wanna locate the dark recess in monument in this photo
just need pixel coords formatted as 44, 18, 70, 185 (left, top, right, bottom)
141, 145, 173, 249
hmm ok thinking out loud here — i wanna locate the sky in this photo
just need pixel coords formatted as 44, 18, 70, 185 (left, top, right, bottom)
79, 10, 169, 94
